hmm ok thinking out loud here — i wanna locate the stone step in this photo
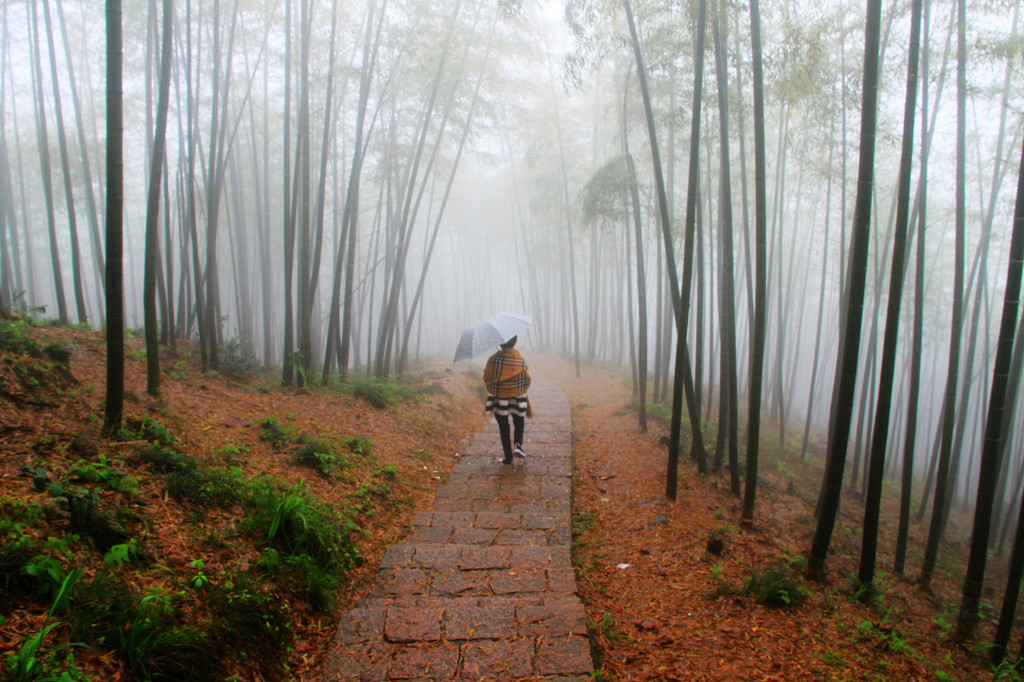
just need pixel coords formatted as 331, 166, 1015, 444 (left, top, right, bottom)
320, 372, 592, 681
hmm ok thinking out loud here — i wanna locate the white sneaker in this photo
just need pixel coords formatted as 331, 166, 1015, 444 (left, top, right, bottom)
513, 444, 527, 459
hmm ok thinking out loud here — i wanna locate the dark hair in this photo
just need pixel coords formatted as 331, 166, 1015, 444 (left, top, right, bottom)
501, 336, 517, 349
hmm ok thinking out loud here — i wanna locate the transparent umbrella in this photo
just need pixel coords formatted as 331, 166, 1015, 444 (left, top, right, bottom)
453, 312, 532, 362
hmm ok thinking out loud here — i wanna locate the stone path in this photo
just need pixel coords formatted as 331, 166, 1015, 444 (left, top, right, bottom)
321, 372, 593, 681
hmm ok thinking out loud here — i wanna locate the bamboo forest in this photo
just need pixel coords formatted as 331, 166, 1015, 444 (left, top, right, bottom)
4, 0, 1024, 678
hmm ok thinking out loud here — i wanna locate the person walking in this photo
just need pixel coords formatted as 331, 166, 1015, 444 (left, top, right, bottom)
483, 336, 532, 465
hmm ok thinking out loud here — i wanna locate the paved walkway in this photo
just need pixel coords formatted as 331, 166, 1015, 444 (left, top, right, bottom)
321, 372, 593, 681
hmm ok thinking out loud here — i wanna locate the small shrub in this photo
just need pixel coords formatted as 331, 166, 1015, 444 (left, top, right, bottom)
341, 377, 413, 409
218, 337, 259, 379
208, 573, 292, 677
66, 432, 101, 458
103, 541, 138, 569
5, 569, 86, 682
0, 319, 44, 355
599, 611, 631, 645
708, 565, 734, 598
49, 486, 129, 555
69, 454, 139, 494
21, 555, 67, 600
743, 564, 811, 609
134, 444, 239, 508
283, 552, 338, 612
356, 482, 392, 499
342, 437, 372, 457
124, 416, 175, 447
0, 528, 42, 603
819, 650, 844, 667
242, 483, 361, 611
646, 401, 671, 424
215, 443, 250, 464
258, 417, 298, 448
168, 360, 187, 381
572, 509, 596, 535
292, 442, 340, 478
416, 382, 446, 396
705, 525, 735, 556
103, 588, 219, 680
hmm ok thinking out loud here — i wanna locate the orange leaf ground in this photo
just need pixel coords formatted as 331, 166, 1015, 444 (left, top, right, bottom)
0, 327, 1009, 680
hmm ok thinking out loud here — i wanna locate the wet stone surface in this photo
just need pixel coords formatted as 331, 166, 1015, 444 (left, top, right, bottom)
321, 373, 593, 681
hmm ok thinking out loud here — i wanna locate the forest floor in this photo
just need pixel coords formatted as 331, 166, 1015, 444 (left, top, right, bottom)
0, 321, 1013, 680
531, 352, 1008, 681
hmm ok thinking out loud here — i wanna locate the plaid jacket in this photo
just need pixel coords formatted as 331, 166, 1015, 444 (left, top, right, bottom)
483, 349, 531, 398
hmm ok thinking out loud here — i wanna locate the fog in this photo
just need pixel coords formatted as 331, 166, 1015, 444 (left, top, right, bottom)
3, 0, 1024, 520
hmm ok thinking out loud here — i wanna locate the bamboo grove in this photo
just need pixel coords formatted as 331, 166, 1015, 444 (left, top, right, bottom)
5, 0, 1024, 664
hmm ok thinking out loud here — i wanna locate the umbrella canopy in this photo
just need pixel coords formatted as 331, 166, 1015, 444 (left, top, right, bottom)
454, 312, 532, 362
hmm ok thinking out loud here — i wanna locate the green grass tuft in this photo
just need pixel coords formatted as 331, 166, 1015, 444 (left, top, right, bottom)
743, 563, 811, 609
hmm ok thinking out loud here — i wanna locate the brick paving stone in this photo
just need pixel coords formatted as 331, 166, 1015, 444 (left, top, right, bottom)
407, 524, 453, 544
507, 499, 570, 514
412, 545, 462, 567
434, 498, 471, 512
374, 567, 430, 596
510, 545, 569, 568
321, 373, 593, 680
522, 513, 560, 530
427, 511, 477, 527
534, 635, 595, 676
494, 527, 552, 546
546, 568, 581, 595
488, 567, 548, 595
540, 482, 572, 500
458, 545, 512, 570
442, 601, 517, 640
474, 511, 520, 528
431, 568, 490, 597
379, 545, 417, 568
389, 642, 460, 680
334, 606, 387, 645
450, 526, 498, 545
384, 605, 443, 642
550, 526, 572, 544
517, 599, 589, 637
459, 639, 535, 679
321, 642, 390, 681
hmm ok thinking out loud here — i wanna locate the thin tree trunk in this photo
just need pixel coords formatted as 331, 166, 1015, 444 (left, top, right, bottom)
103, 0, 124, 435
858, 0, 922, 590
295, 0, 313, 385
29, 0, 68, 323
894, 0, 931, 576
801, 125, 836, 463
143, 0, 173, 397
332, 1, 382, 381
626, 147, 648, 433
957, 133, 1024, 641
921, 0, 967, 587
743, 0, 769, 519
713, 14, 739, 495
553, 86, 582, 380
807, 0, 882, 579
43, 0, 87, 323
623, 0, 708, 497
54, 0, 105, 313
281, 0, 296, 384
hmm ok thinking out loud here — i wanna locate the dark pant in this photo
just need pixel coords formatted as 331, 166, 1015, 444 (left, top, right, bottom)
494, 413, 524, 462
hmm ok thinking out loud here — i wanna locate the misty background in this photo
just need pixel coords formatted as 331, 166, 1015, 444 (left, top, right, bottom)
2, 0, 1023, 522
